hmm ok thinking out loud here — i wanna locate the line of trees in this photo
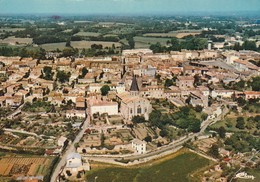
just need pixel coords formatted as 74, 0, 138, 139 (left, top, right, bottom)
0, 47, 46, 59
150, 36, 208, 53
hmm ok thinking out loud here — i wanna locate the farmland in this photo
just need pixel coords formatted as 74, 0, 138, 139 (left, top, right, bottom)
143, 30, 202, 38
0, 36, 33, 45
40, 42, 66, 51
40, 41, 121, 51
71, 41, 121, 49
74, 31, 101, 37
0, 28, 26, 32
0, 156, 56, 180
86, 150, 212, 182
134, 36, 171, 49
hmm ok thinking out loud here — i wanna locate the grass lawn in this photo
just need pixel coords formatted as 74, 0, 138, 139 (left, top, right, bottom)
86, 150, 212, 182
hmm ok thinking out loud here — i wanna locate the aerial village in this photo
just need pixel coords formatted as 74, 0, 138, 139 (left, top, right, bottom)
0, 44, 260, 181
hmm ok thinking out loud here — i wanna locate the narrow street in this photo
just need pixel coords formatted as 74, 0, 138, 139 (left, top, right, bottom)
50, 116, 89, 182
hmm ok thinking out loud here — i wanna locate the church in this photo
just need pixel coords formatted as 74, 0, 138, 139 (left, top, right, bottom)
117, 76, 152, 121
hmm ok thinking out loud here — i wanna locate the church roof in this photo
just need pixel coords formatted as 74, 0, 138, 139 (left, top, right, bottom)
130, 76, 139, 91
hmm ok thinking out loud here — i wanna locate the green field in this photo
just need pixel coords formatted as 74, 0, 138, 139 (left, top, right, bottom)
0, 28, 25, 32
40, 41, 121, 51
143, 30, 202, 38
86, 151, 211, 182
134, 36, 171, 48
71, 41, 121, 49
40, 42, 66, 51
74, 31, 101, 37
0, 36, 32, 45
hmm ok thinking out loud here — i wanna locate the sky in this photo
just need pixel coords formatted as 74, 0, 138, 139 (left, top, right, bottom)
0, 0, 260, 15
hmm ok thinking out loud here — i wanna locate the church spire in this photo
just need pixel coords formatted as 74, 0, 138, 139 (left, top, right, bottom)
130, 75, 139, 96
130, 75, 139, 92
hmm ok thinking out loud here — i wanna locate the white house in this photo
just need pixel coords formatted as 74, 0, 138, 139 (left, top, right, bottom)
66, 110, 86, 119
63, 153, 90, 175
58, 136, 68, 148
65, 153, 83, 173
211, 90, 235, 98
131, 139, 147, 154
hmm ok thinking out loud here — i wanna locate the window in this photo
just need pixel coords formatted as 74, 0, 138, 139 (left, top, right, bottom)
137, 105, 142, 114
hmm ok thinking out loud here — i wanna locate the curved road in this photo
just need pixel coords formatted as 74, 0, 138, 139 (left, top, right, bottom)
50, 106, 228, 181
84, 106, 229, 162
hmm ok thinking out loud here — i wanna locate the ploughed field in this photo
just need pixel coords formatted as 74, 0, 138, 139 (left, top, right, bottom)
0, 157, 53, 177
86, 150, 211, 182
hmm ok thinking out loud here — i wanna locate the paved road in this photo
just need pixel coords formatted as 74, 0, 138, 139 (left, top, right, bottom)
50, 116, 90, 182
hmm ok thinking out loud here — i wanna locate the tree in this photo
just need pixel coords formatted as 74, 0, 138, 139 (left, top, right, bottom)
188, 119, 201, 133
100, 85, 110, 96
0, 128, 4, 135
42, 66, 53, 80
209, 144, 219, 158
62, 48, 76, 57
159, 128, 168, 137
169, 37, 180, 51
33, 48, 46, 60
194, 105, 203, 112
65, 40, 71, 47
56, 70, 71, 83
126, 36, 135, 49
218, 126, 226, 138
19, 48, 29, 58
236, 117, 245, 129
79, 67, 88, 78
164, 78, 174, 87
150, 42, 165, 53
236, 97, 246, 106
66, 170, 72, 176
242, 40, 257, 51
194, 74, 201, 86
132, 116, 146, 123
149, 110, 162, 127
144, 135, 152, 143
250, 76, 260, 91
233, 42, 241, 51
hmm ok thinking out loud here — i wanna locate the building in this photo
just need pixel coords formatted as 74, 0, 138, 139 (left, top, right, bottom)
57, 136, 68, 148
190, 91, 208, 108
117, 76, 152, 120
211, 89, 235, 98
244, 91, 260, 100
140, 86, 164, 98
63, 153, 90, 176
122, 49, 153, 56
88, 98, 118, 117
131, 139, 147, 154
66, 110, 86, 119
176, 76, 194, 89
